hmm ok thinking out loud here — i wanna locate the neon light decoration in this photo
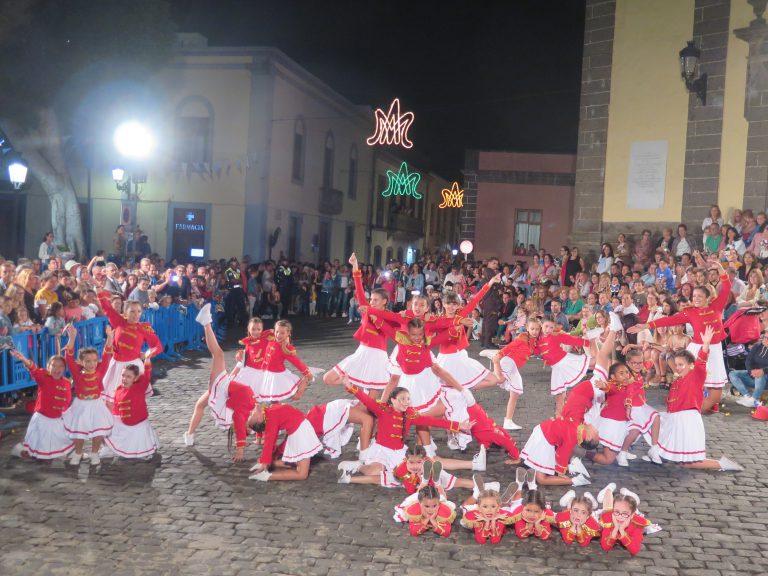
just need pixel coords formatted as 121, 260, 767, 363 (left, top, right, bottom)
439, 182, 464, 208
381, 162, 422, 199
367, 98, 415, 149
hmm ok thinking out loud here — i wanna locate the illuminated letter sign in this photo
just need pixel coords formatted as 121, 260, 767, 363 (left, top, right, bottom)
367, 98, 415, 149
439, 182, 464, 208
381, 162, 422, 199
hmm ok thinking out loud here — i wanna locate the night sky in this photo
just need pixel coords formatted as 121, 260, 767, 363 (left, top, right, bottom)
170, 0, 586, 179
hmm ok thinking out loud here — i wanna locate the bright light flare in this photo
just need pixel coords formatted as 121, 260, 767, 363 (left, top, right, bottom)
114, 121, 155, 159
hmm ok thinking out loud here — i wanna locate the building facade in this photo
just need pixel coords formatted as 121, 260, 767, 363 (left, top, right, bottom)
7, 34, 456, 264
572, 0, 764, 258
460, 150, 575, 262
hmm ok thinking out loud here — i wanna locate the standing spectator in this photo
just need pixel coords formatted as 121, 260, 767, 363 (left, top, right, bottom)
275, 259, 294, 318
424, 262, 439, 286
671, 224, 696, 258
633, 230, 653, 267
480, 258, 502, 347
129, 276, 152, 306
102, 262, 123, 295
16, 268, 40, 324
111, 225, 127, 266
224, 257, 246, 327
0, 260, 15, 292
38, 231, 59, 268
701, 204, 724, 232
562, 247, 584, 287
597, 244, 614, 274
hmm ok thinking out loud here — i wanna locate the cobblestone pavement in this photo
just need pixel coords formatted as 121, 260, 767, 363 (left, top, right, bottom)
1, 317, 768, 576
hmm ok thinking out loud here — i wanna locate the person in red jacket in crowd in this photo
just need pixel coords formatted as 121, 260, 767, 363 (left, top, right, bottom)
10, 350, 74, 460
535, 318, 593, 417
490, 317, 541, 430
62, 323, 115, 466
402, 485, 456, 538
629, 254, 730, 412
100, 355, 160, 460
655, 326, 743, 471
556, 490, 601, 547
96, 290, 161, 406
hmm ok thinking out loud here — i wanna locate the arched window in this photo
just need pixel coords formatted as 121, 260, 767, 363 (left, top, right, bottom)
347, 144, 358, 199
396, 247, 404, 263
386, 246, 393, 263
373, 245, 382, 267
323, 131, 335, 188
174, 95, 214, 166
292, 117, 306, 182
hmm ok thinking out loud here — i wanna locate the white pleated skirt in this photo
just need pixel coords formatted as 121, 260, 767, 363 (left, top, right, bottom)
399, 369, 444, 413
102, 418, 159, 459
435, 350, 490, 389
686, 342, 727, 388
102, 358, 146, 403
657, 409, 706, 463
282, 419, 323, 463
333, 344, 391, 390
520, 424, 557, 475
63, 398, 114, 439
258, 370, 301, 402
498, 356, 524, 394
236, 366, 265, 397
550, 353, 589, 395
598, 416, 629, 452
208, 370, 234, 430
319, 399, 355, 458
23, 413, 75, 459
629, 403, 659, 434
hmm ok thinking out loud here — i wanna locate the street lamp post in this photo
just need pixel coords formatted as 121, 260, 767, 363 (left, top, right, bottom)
112, 121, 154, 232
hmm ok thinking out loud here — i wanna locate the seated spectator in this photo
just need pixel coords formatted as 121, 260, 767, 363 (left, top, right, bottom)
702, 204, 724, 232
728, 330, 768, 408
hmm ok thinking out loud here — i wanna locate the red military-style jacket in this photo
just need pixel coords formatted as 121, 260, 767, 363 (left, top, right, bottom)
648, 273, 730, 344
227, 381, 257, 449
561, 379, 600, 423
347, 384, 461, 450
539, 417, 587, 475
437, 283, 492, 354
98, 292, 161, 361
462, 509, 515, 544
239, 330, 274, 369
112, 366, 152, 426
509, 506, 556, 540
666, 349, 708, 413
555, 510, 601, 546
65, 347, 112, 400
534, 333, 589, 365
351, 270, 399, 351
498, 333, 537, 368
258, 403, 310, 465
600, 510, 652, 556
404, 502, 455, 537
29, 366, 71, 418
255, 340, 311, 377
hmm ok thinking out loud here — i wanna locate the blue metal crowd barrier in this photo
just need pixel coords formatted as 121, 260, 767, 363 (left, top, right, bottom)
0, 303, 206, 395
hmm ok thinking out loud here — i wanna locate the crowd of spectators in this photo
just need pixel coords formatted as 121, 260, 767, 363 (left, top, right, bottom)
4, 203, 768, 407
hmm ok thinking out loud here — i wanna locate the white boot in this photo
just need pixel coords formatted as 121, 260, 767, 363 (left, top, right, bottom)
619, 487, 641, 506
616, 451, 629, 467
195, 303, 212, 326
572, 474, 591, 487
503, 418, 522, 431
337, 460, 362, 474
647, 445, 663, 465
472, 445, 487, 471
718, 456, 744, 471
597, 482, 616, 504
249, 470, 272, 481
559, 489, 576, 508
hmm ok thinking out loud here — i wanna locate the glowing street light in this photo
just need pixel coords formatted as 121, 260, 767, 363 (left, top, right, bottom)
8, 161, 28, 190
111, 167, 126, 183
113, 121, 155, 159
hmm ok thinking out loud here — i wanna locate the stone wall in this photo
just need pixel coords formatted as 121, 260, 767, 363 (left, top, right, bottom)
570, 0, 617, 256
